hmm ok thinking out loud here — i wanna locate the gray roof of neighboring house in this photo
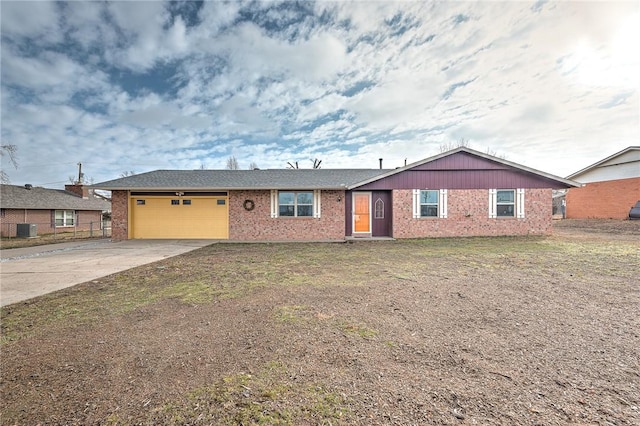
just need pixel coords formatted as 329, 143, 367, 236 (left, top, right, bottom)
0, 184, 111, 211
92, 169, 391, 191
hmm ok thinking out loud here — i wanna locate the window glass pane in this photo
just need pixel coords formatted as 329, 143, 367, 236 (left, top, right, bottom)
183, 200, 191, 205
497, 190, 514, 203
421, 190, 438, 204
279, 205, 295, 216
374, 199, 384, 219
297, 192, 313, 204
497, 205, 514, 217
136, 200, 145, 205
421, 205, 438, 217
55, 219, 64, 226
171, 199, 180, 205
278, 192, 294, 205
297, 205, 313, 217
55, 210, 63, 220
217, 199, 226, 205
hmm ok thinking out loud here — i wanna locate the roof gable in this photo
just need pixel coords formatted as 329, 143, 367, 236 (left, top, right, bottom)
349, 147, 580, 190
566, 146, 640, 182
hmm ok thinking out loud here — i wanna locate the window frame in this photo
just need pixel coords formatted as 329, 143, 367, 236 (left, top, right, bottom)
374, 198, 384, 219
420, 190, 439, 217
489, 188, 525, 218
55, 209, 75, 227
271, 190, 321, 218
412, 189, 447, 219
496, 190, 515, 217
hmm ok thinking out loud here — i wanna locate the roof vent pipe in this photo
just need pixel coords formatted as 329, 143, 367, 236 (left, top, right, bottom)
25, 184, 32, 190
379, 158, 383, 169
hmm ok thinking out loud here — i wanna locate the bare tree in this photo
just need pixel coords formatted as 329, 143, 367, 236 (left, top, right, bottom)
439, 138, 470, 153
1, 144, 18, 183
485, 147, 507, 160
199, 163, 206, 170
287, 159, 323, 169
249, 161, 259, 170
119, 171, 135, 178
226, 156, 240, 170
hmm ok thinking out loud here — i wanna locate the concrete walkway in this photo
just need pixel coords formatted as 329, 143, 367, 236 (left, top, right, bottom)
0, 239, 216, 307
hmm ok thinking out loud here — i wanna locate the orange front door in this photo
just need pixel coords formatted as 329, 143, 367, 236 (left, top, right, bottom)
353, 193, 371, 233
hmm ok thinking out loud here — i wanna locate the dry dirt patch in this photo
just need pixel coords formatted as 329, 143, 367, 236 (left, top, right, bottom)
1, 221, 639, 425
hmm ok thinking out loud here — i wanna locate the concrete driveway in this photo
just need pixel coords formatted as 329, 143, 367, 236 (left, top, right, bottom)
0, 239, 216, 307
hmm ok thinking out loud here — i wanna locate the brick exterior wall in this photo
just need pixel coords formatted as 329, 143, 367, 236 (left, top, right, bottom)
229, 190, 346, 241
110, 190, 129, 241
565, 177, 640, 219
0, 209, 103, 237
392, 188, 553, 238
108, 188, 555, 241
64, 184, 90, 198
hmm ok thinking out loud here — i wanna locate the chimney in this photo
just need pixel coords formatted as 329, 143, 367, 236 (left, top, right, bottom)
65, 184, 90, 199
379, 158, 383, 169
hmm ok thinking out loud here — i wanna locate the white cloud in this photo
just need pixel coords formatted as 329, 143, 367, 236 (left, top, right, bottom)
1, 0, 638, 186
0, 1, 61, 42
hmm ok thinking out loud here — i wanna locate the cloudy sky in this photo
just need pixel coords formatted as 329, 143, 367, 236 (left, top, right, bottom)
1, 1, 638, 187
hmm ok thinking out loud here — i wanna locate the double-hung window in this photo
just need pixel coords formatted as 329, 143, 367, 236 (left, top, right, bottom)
412, 189, 448, 218
489, 189, 525, 218
271, 190, 321, 218
55, 210, 75, 227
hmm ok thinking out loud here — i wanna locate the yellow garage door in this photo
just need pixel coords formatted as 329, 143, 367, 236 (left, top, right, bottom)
130, 195, 228, 239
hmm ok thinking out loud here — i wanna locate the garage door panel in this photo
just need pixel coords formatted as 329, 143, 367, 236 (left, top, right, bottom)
131, 196, 228, 239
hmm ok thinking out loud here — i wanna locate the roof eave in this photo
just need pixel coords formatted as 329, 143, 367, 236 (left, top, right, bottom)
566, 146, 640, 180
92, 186, 349, 191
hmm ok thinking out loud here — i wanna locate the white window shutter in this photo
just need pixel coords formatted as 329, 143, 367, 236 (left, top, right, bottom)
489, 189, 497, 218
412, 189, 420, 218
313, 190, 321, 218
439, 189, 448, 218
270, 190, 278, 218
516, 188, 525, 218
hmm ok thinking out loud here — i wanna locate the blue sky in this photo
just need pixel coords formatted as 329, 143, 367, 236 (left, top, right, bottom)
1, 1, 638, 187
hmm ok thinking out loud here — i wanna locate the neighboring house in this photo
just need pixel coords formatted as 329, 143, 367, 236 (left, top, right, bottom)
92, 147, 579, 241
0, 184, 111, 237
565, 146, 640, 219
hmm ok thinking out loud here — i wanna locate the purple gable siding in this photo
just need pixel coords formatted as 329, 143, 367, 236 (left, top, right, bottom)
355, 152, 570, 190
412, 152, 506, 171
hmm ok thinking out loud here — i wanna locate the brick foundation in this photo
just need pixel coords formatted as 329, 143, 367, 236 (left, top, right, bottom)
392, 188, 553, 238
566, 177, 640, 219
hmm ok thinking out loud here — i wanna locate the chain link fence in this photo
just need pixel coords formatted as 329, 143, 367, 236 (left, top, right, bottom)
1, 220, 112, 241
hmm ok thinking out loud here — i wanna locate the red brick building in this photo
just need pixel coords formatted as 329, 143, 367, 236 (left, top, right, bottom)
565, 147, 640, 219
94, 147, 579, 241
0, 184, 111, 237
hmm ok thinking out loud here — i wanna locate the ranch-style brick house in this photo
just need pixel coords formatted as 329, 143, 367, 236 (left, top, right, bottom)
93, 147, 580, 241
0, 184, 111, 237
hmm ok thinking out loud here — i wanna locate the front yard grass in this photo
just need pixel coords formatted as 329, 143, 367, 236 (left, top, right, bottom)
1, 230, 639, 425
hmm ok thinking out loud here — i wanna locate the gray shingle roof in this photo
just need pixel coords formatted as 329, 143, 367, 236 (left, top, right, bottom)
92, 169, 391, 190
1, 185, 111, 211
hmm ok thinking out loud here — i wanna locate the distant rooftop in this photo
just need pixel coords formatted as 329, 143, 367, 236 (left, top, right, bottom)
1, 184, 111, 211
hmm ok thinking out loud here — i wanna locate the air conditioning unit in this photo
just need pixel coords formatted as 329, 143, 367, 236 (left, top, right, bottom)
16, 223, 37, 238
